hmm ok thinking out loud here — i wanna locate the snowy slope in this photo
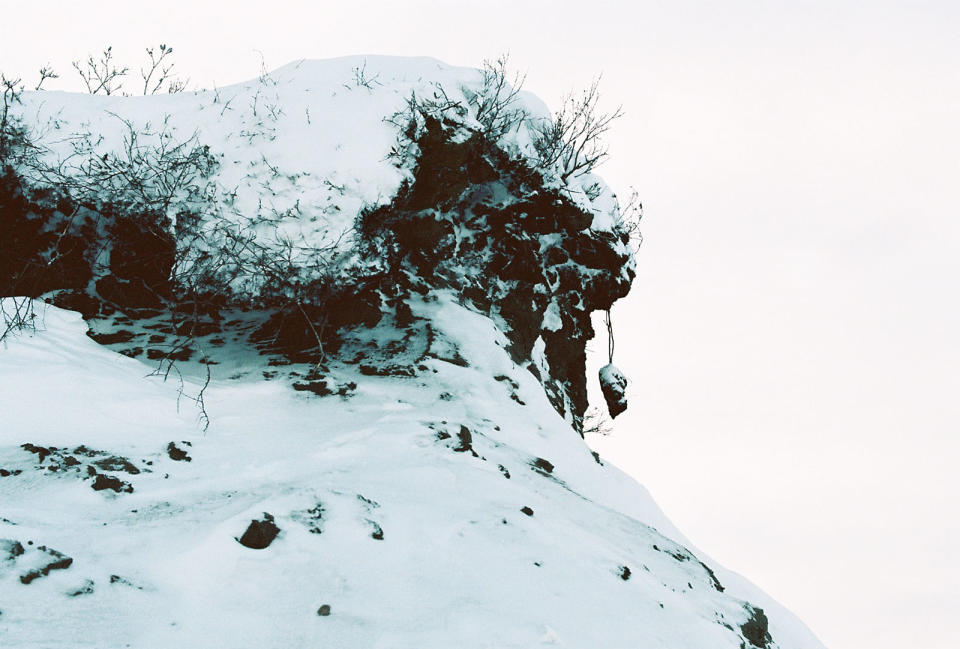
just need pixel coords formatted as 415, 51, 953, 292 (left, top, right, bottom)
2, 57, 825, 648
0, 298, 824, 649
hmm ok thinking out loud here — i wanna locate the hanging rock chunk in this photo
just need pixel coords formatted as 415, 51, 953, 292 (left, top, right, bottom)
237, 513, 280, 549
599, 363, 628, 418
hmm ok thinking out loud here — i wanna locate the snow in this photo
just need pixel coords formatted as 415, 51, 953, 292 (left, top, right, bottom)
2, 56, 823, 648
0, 297, 826, 648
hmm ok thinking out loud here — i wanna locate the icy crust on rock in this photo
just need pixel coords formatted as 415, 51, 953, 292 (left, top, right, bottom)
0, 300, 826, 649
12, 56, 624, 297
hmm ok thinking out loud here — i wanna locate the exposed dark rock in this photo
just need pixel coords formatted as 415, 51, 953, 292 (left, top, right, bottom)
68, 579, 95, 596
619, 566, 632, 580
531, 458, 555, 475
454, 426, 474, 453
317, 604, 332, 616
741, 604, 772, 648
599, 363, 628, 418
19, 546, 73, 584
237, 513, 280, 549
92, 456, 140, 475
520, 506, 534, 516
699, 560, 725, 592
91, 473, 134, 493
167, 442, 192, 462
87, 329, 136, 345
20, 443, 53, 463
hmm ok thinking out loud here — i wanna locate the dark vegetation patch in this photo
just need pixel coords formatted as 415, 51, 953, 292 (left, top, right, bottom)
237, 513, 280, 549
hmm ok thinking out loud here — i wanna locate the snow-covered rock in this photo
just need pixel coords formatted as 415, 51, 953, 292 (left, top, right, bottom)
599, 363, 628, 418
0, 57, 825, 649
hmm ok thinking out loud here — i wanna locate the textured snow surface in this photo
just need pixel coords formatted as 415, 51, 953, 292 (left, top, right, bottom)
0, 299, 825, 649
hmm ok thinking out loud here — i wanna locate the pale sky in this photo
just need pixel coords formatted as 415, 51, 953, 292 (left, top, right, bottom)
2, 2, 958, 648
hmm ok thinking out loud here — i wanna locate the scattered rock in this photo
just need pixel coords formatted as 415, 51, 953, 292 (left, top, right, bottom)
521, 506, 534, 516
67, 579, 95, 597
19, 546, 73, 584
237, 513, 280, 549
91, 473, 134, 493
166, 442, 192, 462
317, 604, 332, 616
619, 566, 632, 581
531, 457, 554, 475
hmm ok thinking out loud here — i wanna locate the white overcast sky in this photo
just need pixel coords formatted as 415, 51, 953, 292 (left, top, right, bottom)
2, 2, 958, 648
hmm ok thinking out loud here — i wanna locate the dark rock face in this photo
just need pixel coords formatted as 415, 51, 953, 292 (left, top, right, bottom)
237, 513, 280, 549
0, 167, 94, 299
359, 119, 634, 433
741, 604, 773, 648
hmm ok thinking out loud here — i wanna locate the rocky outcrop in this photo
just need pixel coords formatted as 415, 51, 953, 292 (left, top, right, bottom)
357, 116, 634, 432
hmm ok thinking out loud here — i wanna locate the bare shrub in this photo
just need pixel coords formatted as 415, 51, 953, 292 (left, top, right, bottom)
613, 187, 643, 249
142, 44, 187, 94
0, 297, 38, 342
531, 78, 623, 181
73, 46, 129, 95
462, 54, 527, 143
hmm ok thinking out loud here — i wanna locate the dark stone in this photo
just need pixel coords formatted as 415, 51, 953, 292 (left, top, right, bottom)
91, 474, 133, 493
237, 513, 280, 549
619, 566, 631, 580
20, 443, 52, 463
48, 290, 101, 318
317, 604, 332, 616
292, 380, 334, 396
166, 442, 192, 462
741, 605, 772, 648
531, 458, 554, 474
454, 425, 474, 453
92, 456, 140, 474
88, 329, 136, 345
520, 506, 534, 516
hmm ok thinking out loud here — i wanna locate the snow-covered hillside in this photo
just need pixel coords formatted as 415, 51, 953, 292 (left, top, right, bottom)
1, 57, 825, 648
